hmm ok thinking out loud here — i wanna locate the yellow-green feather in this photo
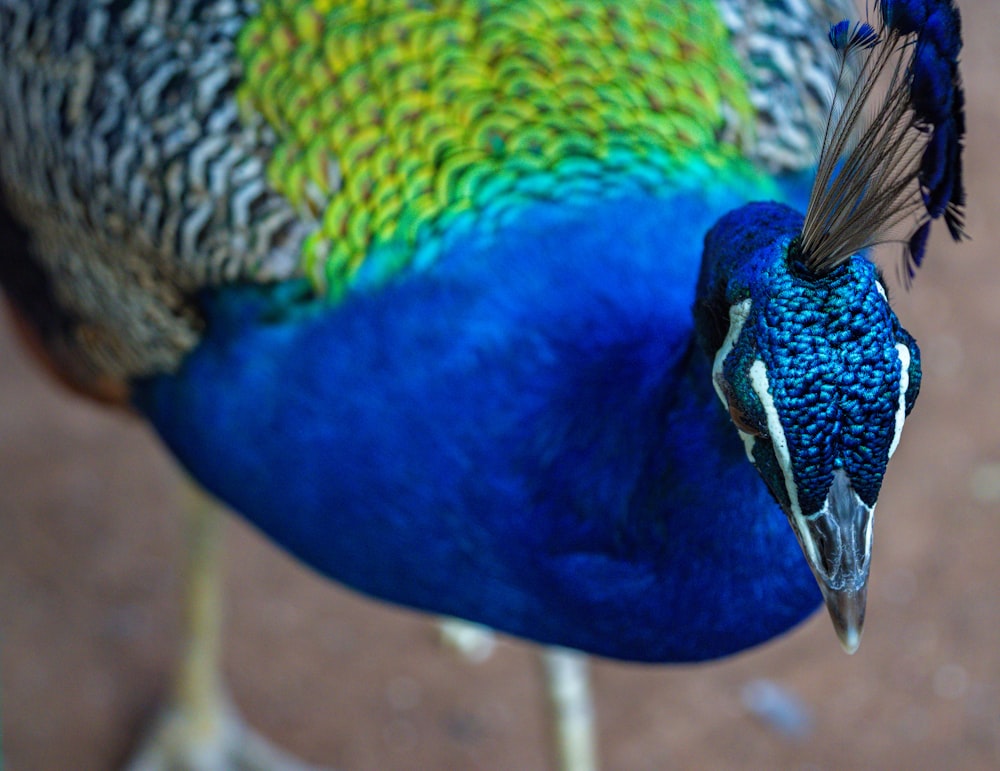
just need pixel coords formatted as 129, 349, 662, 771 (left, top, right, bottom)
237, 0, 758, 294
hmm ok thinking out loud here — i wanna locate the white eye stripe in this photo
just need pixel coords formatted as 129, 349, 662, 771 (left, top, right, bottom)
749, 358, 813, 560
887, 343, 910, 460
711, 299, 752, 409
712, 300, 755, 462
736, 430, 757, 464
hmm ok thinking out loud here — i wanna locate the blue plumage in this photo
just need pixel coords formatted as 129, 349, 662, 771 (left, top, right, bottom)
0, 0, 966, 667
130, 0, 968, 661
894, 0, 966, 236
883, 0, 967, 257
827, 20, 879, 52
0, 2, 972, 767
137, 189, 825, 661
702, 203, 920, 511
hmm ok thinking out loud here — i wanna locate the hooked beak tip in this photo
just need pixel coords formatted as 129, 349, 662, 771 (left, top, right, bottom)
786, 469, 874, 654
840, 630, 861, 656
823, 585, 867, 655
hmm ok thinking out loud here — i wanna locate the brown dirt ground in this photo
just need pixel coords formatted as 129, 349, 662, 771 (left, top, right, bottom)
3, 2, 1000, 769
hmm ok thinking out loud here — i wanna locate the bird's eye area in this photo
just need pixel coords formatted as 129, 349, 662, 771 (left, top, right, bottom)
728, 400, 768, 437
717, 377, 768, 438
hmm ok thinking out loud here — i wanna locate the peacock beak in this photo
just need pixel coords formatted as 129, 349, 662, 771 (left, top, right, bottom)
789, 468, 873, 654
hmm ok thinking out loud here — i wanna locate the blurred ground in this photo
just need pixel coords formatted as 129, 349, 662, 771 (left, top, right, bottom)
2, 2, 1000, 769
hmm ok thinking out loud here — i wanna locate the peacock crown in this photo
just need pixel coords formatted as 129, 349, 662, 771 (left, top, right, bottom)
790, 0, 965, 280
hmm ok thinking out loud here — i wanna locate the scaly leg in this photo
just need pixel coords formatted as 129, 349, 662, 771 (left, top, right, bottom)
440, 619, 600, 771
544, 648, 599, 771
126, 481, 327, 771
129, 482, 594, 771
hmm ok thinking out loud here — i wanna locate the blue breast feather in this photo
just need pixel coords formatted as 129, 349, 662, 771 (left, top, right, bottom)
135, 185, 821, 663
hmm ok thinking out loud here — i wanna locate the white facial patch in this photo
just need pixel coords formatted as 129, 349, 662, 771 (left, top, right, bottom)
748, 361, 877, 585
711, 300, 752, 406
747, 358, 814, 559
712, 300, 756, 462
887, 343, 910, 460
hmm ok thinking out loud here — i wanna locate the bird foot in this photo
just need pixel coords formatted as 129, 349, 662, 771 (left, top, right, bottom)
125, 695, 330, 771
437, 617, 498, 663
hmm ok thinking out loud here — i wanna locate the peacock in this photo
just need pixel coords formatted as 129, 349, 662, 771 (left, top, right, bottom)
0, 0, 965, 769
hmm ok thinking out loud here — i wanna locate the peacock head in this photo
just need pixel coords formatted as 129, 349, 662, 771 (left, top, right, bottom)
697, 202, 921, 653
696, 0, 965, 651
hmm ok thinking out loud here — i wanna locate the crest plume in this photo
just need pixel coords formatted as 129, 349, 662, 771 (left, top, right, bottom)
794, 0, 966, 278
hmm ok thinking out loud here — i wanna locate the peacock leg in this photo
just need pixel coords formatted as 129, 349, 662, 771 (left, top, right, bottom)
441, 619, 599, 771
544, 648, 599, 771
126, 481, 327, 771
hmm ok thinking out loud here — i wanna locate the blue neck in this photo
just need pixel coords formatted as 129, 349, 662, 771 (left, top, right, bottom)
135, 188, 821, 662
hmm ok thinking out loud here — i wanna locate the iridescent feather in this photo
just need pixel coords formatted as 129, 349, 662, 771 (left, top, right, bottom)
793, 0, 966, 277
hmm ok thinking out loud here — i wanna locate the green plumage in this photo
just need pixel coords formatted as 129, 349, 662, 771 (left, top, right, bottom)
0, 0, 852, 388
237, 0, 761, 294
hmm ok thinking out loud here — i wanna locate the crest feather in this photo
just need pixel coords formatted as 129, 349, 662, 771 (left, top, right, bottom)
793, 0, 966, 279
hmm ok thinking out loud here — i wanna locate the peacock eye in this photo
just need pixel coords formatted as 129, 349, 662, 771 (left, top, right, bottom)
728, 400, 768, 438
716, 376, 768, 438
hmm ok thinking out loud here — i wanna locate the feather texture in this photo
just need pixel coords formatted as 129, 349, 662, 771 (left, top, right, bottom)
0, 0, 966, 666
794, 0, 966, 277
